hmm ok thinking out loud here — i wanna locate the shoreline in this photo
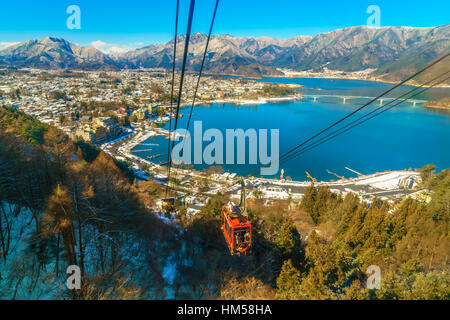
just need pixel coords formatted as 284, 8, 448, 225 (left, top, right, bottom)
259, 72, 450, 89
114, 134, 425, 202
270, 75, 450, 89
423, 104, 450, 111
158, 95, 300, 108
207, 71, 450, 89
111, 132, 423, 189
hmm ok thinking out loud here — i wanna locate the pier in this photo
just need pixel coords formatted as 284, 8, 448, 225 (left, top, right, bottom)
326, 169, 345, 180
147, 153, 166, 160
345, 167, 363, 176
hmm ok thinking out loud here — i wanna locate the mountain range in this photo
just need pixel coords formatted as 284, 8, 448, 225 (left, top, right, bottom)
1, 24, 449, 83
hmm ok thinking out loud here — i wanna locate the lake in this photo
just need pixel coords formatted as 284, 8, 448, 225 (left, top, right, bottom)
132, 78, 450, 181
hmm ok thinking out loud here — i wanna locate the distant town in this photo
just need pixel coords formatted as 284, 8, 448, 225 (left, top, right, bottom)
0, 68, 302, 141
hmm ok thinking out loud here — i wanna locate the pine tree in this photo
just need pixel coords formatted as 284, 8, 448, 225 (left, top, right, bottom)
420, 164, 436, 184
276, 219, 304, 267
43, 184, 77, 266
275, 259, 303, 300
301, 185, 318, 222
342, 280, 368, 300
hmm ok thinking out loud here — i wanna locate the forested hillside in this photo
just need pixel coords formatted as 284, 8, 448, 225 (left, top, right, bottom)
0, 106, 448, 299
0, 106, 173, 299
276, 173, 449, 299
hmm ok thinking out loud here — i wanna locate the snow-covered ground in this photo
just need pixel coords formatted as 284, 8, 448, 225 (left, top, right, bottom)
0, 204, 65, 299
0, 201, 175, 299
353, 171, 419, 190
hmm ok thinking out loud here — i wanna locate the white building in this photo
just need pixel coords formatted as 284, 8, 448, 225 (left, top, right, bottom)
260, 186, 290, 200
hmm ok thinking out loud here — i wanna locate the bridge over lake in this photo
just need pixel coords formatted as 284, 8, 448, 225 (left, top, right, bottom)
302, 94, 427, 106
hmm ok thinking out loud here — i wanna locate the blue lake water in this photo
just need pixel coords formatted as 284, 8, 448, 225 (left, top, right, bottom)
133, 78, 450, 181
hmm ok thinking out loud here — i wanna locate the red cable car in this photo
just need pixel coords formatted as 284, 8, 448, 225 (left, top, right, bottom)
221, 181, 252, 256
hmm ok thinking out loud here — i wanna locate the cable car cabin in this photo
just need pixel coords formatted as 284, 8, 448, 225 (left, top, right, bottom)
221, 202, 252, 256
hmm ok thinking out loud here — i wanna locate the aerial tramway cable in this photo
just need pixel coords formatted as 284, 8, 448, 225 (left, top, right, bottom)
183, 0, 220, 136
280, 71, 450, 165
166, 0, 196, 190
166, 0, 180, 167
281, 70, 450, 162
248, 52, 450, 177
166, 0, 221, 191
277, 52, 450, 163
165, 0, 180, 196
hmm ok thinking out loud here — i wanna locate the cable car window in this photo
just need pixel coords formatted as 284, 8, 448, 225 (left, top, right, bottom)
234, 228, 250, 250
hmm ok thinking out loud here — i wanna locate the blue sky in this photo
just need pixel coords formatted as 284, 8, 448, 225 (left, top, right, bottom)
0, 0, 449, 52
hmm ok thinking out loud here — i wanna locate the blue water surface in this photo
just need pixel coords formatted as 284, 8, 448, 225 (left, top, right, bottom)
133, 78, 450, 181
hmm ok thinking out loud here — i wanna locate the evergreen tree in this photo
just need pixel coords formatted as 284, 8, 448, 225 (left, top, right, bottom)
200, 193, 224, 218
420, 164, 436, 184
43, 184, 77, 266
275, 260, 303, 300
301, 185, 318, 223
276, 219, 304, 267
